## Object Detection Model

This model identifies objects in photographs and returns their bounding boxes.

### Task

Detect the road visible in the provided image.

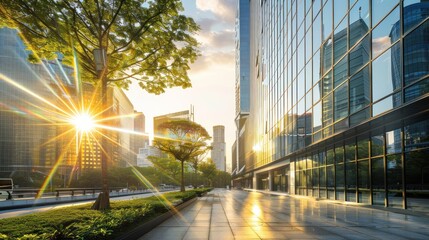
[0,190,169,219]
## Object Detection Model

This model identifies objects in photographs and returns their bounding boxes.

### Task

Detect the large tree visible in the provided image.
[0,0,199,209]
[153,120,211,192]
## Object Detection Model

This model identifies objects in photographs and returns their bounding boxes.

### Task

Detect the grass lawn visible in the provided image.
[0,188,211,239]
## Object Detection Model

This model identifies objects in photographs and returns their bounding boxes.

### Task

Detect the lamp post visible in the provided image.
[92,48,110,210]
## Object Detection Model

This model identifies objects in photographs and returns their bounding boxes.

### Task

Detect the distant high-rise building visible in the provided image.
[131,111,149,164]
[136,145,159,167]
[153,108,194,137]
[233,0,429,211]
[211,125,226,171]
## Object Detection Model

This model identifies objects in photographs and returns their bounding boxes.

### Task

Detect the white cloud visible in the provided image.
[196,0,236,24]
[190,51,235,73]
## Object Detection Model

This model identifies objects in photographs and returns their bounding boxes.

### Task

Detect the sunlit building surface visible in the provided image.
[211,125,226,171]
[78,83,135,169]
[0,28,77,180]
[233,0,429,211]
[0,28,136,183]
[233,0,251,183]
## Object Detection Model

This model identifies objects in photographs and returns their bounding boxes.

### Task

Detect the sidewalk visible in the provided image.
[139,188,429,240]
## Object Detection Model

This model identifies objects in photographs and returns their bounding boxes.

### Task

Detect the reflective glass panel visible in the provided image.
[404,78,429,102]
[386,128,402,154]
[373,93,402,116]
[334,17,348,63]
[371,157,385,205]
[372,44,401,102]
[403,0,429,34]
[313,102,322,131]
[387,154,403,208]
[371,134,384,156]
[349,35,370,76]
[405,149,429,209]
[313,13,322,53]
[372,7,400,58]
[335,146,344,163]
[322,0,333,41]
[327,149,334,165]
[322,70,332,96]
[334,0,348,27]
[313,50,322,84]
[334,82,348,121]
[357,138,369,159]
[350,107,370,126]
[336,163,345,187]
[404,119,429,151]
[350,66,370,114]
[334,57,348,87]
[322,38,333,74]
[404,20,429,86]
[349,0,370,47]
[346,161,357,189]
[322,93,333,126]
[372,0,399,26]
[358,160,369,189]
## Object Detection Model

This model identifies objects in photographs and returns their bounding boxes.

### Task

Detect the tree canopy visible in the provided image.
[0,0,200,93]
[153,120,211,191]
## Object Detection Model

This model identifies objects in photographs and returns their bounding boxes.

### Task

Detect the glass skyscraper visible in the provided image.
[234,0,429,211]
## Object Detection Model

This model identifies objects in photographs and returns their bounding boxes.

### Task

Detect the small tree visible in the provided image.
[153,120,210,192]
[199,158,217,187]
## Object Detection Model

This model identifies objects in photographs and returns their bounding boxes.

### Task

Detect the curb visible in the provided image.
[115,197,198,240]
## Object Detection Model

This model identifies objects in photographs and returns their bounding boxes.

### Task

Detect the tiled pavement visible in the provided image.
[139,189,429,240]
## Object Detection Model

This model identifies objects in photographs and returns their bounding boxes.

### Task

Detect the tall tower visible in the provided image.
[211,125,226,171]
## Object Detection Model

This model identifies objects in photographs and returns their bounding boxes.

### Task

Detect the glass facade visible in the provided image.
[0,28,78,182]
[236,0,429,211]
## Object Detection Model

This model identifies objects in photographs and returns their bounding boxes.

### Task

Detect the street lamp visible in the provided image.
[92,48,110,210]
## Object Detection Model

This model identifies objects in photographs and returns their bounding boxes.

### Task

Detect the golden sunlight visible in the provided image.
[70,113,95,133]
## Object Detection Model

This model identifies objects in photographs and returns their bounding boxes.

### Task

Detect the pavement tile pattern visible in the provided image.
[139,189,429,240]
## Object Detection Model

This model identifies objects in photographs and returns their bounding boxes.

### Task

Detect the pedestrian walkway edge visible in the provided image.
[115,197,198,240]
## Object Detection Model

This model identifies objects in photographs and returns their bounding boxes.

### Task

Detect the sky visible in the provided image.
[125,0,237,171]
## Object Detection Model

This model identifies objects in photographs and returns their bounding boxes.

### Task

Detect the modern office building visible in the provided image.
[233,0,251,180]
[211,125,226,171]
[78,83,135,169]
[233,0,429,211]
[0,28,137,184]
[0,28,76,180]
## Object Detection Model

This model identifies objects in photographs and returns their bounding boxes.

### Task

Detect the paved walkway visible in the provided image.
[139,189,429,239]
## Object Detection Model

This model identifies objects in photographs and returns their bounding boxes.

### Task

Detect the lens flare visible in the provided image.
[70,113,95,133]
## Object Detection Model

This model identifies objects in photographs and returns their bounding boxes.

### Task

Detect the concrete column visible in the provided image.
[268,171,273,191]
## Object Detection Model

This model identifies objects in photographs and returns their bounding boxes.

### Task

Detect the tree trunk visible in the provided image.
[92,69,110,210]
[181,160,185,192]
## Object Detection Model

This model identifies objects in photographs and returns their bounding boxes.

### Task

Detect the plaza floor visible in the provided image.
[139,188,429,240]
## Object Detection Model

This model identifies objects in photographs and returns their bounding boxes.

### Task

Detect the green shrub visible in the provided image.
[0,190,199,239]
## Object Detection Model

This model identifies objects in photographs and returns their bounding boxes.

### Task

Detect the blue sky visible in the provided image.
[125,0,237,170]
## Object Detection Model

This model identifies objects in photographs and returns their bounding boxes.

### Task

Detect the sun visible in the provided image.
[70,112,96,133]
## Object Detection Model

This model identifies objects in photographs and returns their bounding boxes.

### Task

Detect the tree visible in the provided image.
[0,0,199,209]
[187,149,210,186]
[148,156,181,184]
[153,120,211,192]
[199,158,217,187]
